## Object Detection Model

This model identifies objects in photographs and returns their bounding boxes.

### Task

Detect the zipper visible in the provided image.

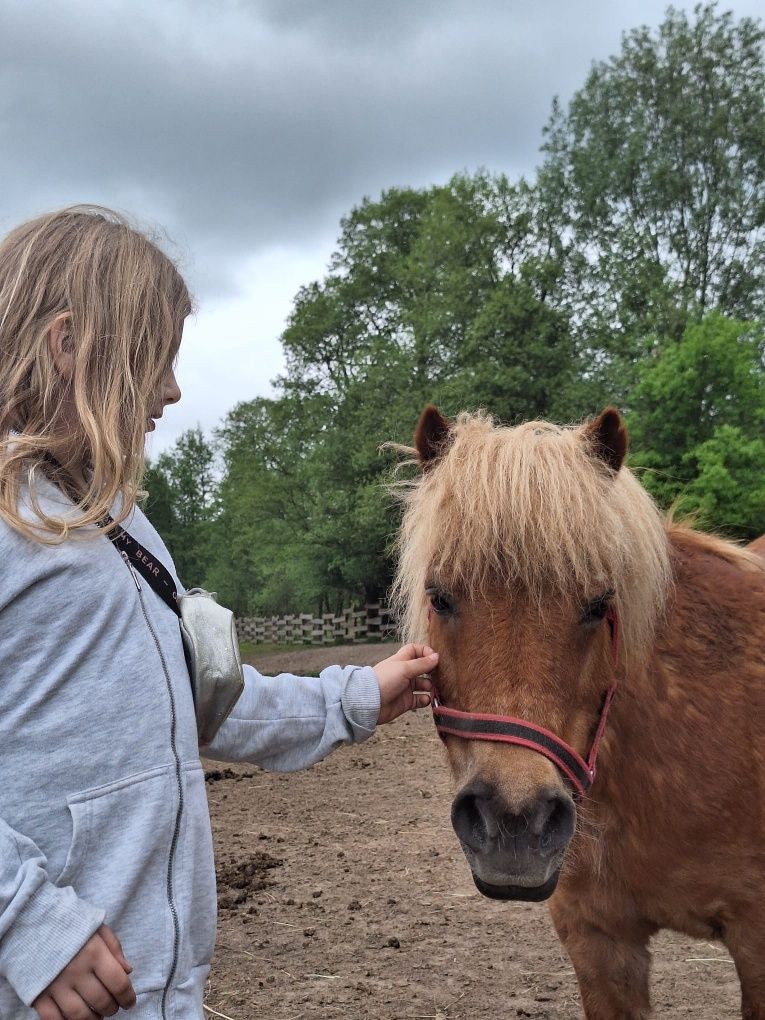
[121,554,184,1018]
[121,551,141,590]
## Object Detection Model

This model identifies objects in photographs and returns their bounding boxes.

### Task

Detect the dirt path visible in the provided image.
[203,644,740,1019]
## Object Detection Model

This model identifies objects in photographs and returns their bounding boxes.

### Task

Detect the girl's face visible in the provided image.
[146,360,181,432]
[48,315,183,476]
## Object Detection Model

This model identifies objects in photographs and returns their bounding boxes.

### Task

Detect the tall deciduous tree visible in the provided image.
[147,426,216,584]
[270,175,590,606]
[540,3,765,363]
[204,397,326,615]
[628,313,765,534]
[682,425,765,537]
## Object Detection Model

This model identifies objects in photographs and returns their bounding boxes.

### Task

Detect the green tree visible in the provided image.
[681,425,765,537]
[149,427,217,584]
[628,313,765,535]
[205,397,330,615]
[142,461,178,543]
[540,3,765,374]
[272,174,591,607]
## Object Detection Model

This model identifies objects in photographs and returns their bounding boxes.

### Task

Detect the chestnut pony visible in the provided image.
[393,405,765,1020]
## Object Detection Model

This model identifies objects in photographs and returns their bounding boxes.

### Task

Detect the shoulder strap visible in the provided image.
[104,516,181,617]
[36,455,180,616]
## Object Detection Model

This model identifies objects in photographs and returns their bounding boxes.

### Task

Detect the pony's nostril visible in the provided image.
[529,790,576,849]
[452,790,492,851]
[529,796,555,835]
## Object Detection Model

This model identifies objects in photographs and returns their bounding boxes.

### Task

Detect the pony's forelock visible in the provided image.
[391,410,673,665]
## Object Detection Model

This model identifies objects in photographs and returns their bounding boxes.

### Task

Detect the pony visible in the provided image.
[392,405,765,1020]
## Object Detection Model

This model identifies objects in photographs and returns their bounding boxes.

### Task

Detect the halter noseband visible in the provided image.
[431,610,619,799]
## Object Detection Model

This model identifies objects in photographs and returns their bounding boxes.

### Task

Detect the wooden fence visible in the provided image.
[235,603,397,645]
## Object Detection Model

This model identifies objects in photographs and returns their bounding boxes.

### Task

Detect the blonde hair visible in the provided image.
[392,411,673,667]
[0,205,192,541]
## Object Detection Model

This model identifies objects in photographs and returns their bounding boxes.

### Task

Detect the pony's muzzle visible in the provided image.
[451,779,576,898]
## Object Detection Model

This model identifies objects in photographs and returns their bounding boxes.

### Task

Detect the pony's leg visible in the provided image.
[549,901,653,1020]
[722,918,765,1019]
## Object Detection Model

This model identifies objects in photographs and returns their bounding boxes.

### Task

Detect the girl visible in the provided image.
[0,206,437,1020]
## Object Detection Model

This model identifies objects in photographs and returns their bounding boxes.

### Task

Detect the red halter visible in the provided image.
[431,610,620,799]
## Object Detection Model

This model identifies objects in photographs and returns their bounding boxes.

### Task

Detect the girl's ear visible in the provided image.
[48,312,75,383]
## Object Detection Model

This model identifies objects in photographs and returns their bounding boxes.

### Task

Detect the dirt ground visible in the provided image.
[203,644,741,1020]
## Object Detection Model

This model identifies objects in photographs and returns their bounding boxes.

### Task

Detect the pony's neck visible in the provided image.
[587,526,765,827]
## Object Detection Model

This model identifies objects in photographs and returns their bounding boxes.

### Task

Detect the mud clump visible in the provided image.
[216,852,283,909]
[205,768,256,783]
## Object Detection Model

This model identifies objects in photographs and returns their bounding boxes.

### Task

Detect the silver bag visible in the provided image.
[178,588,245,746]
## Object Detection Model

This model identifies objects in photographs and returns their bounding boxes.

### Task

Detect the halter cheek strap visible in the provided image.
[431,610,620,799]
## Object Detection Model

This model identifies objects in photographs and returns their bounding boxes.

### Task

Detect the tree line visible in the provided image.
[146,4,765,616]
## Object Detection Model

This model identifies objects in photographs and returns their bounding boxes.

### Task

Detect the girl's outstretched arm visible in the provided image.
[203,646,437,771]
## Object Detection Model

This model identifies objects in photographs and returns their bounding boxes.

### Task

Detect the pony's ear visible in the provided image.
[414,404,452,469]
[583,407,628,473]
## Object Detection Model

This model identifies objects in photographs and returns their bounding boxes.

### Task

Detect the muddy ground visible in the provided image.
[203,644,740,1019]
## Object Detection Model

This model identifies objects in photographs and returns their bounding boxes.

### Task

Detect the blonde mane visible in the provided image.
[392,411,673,665]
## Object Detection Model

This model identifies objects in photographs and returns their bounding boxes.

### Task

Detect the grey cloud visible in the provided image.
[0,0,762,297]
[254,0,471,46]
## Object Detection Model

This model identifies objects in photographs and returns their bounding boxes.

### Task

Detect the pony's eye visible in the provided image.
[426,588,454,617]
[581,591,614,624]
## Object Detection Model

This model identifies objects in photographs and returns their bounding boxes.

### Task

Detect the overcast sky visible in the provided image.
[1,0,762,453]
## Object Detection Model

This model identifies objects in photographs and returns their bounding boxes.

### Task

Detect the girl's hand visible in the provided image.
[374,644,438,725]
[33,924,135,1019]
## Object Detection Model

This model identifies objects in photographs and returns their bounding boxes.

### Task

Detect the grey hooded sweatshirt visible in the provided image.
[0,474,381,1018]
